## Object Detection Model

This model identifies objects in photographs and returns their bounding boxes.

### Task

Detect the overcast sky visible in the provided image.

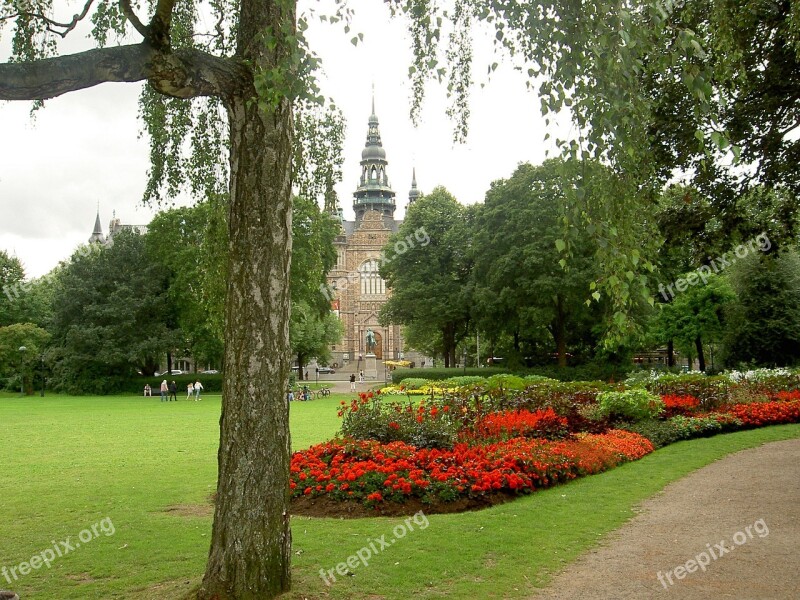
[1,1,567,278]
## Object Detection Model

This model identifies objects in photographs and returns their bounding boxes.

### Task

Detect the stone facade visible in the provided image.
[324,100,425,374]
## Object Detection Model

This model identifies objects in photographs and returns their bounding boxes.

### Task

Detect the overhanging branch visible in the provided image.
[0,43,251,101]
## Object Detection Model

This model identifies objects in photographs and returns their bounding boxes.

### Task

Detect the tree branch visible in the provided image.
[149,0,178,49]
[119,0,149,39]
[2,0,97,38]
[0,43,251,102]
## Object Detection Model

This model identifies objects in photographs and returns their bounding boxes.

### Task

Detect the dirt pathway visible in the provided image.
[530,438,800,599]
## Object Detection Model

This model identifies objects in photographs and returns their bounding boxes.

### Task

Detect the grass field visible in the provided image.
[1,392,799,599]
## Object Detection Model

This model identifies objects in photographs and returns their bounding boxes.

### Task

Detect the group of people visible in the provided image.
[287,385,311,402]
[146,380,204,401]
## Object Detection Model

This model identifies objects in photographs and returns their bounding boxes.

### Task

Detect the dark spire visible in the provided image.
[88,207,104,244]
[408,168,420,205]
[353,91,396,223]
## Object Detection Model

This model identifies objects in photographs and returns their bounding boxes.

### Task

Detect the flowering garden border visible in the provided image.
[290,385,800,515]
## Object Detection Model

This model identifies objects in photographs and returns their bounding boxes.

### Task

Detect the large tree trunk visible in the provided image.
[198,86,294,600]
[667,339,675,367]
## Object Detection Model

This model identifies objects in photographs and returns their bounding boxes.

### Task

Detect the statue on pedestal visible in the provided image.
[365,328,376,353]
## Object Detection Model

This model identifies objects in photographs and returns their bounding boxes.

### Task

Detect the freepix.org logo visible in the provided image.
[320,227,430,302]
[658,233,771,301]
[1,517,115,584]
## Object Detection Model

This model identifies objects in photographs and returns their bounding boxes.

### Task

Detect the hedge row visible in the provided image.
[389,363,631,384]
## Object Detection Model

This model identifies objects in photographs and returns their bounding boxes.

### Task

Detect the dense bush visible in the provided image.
[644,374,731,410]
[439,376,487,388]
[622,414,741,448]
[397,377,432,390]
[597,389,664,421]
[390,362,631,385]
[338,393,459,449]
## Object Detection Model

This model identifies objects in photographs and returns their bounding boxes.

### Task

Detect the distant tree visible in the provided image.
[49,232,180,393]
[0,250,26,327]
[471,160,601,368]
[0,322,50,392]
[147,201,227,369]
[380,187,472,367]
[654,274,735,372]
[290,300,343,377]
[724,251,800,367]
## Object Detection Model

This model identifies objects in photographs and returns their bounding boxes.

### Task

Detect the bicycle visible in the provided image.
[314,386,331,399]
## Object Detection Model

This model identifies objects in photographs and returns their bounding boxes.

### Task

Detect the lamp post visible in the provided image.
[18,346,26,396]
[40,354,45,397]
[463,348,467,374]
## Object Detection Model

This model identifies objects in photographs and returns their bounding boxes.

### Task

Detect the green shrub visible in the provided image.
[391,367,507,383]
[623,414,742,448]
[339,396,459,449]
[647,374,730,409]
[398,378,430,391]
[440,376,487,388]
[621,419,685,448]
[486,374,527,391]
[597,389,664,421]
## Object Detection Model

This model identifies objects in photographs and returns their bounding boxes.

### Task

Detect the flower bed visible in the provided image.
[722,399,800,427]
[290,431,654,507]
[291,368,800,514]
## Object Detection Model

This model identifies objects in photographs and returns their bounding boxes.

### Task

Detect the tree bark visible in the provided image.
[198,2,295,595]
[667,339,675,367]
[198,89,294,598]
[695,336,706,372]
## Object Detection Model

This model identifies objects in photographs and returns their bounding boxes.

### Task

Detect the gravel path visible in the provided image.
[530,438,800,599]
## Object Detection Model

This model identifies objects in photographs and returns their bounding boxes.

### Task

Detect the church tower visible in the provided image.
[88,209,104,244]
[353,95,396,224]
[408,167,420,206]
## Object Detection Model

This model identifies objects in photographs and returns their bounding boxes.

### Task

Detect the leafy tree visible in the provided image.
[0,322,50,392]
[724,250,800,367]
[0,250,26,327]
[49,232,180,393]
[147,201,227,369]
[654,273,735,371]
[290,300,342,376]
[471,160,601,368]
[380,187,473,367]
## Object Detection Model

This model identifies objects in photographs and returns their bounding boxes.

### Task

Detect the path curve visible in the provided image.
[530,438,800,599]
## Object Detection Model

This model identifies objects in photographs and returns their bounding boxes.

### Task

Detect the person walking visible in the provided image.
[194,380,203,401]
[187,381,194,400]
[359,370,364,383]
[169,380,178,401]
[160,380,168,402]
[350,373,356,391]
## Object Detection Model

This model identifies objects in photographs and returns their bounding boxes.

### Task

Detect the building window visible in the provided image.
[337,248,346,268]
[359,259,385,295]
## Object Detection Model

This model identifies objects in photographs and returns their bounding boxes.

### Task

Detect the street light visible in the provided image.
[18,346,26,396]
[40,354,45,397]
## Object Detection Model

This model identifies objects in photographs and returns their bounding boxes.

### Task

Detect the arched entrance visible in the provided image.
[372,331,383,359]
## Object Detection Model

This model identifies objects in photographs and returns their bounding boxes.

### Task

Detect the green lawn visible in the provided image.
[1,392,798,599]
